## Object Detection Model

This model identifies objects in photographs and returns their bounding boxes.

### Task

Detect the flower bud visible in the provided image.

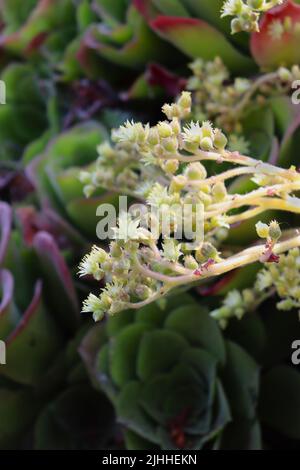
[162,137,178,153]
[148,128,159,146]
[269,220,281,241]
[231,18,243,34]
[184,255,199,270]
[196,243,218,262]
[170,118,181,135]
[212,182,227,202]
[256,221,269,239]
[162,159,179,174]
[278,67,292,82]
[157,122,173,138]
[170,175,187,192]
[135,285,152,300]
[200,137,214,151]
[177,91,192,110]
[184,162,207,180]
[184,141,199,153]
[214,130,228,150]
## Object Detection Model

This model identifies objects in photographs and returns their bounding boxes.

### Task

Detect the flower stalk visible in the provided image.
[79,92,300,320]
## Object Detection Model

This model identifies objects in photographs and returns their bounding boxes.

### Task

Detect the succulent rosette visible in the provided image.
[0,0,77,66]
[0,202,115,449]
[0,62,50,162]
[61,0,180,86]
[81,294,262,450]
[80,293,300,450]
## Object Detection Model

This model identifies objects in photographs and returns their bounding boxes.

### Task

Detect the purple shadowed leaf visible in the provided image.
[64,79,118,129]
[0,170,35,203]
[0,202,12,265]
[0,269,16,339]
[6,280,43,345]
[3,279,64,385]
[33,231,79,334]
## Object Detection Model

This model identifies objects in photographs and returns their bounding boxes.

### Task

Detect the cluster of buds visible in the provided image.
[79,92,194,200]
[79,92,300,320]
[221,0,284,34]
[211,242,300,328]
[188,57,300,139]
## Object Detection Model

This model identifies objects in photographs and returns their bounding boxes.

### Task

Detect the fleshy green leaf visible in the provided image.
[2,281,63,385]
[137,329,188,381]
[110,322,152,387]
[150,16,255,74]
[164,305,226,364]
[221,341,259,421]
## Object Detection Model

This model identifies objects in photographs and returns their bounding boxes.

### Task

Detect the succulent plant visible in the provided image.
[81,294,262,450]
[0,63,50,162]
[0,202,115,449]
[0,0,77,67]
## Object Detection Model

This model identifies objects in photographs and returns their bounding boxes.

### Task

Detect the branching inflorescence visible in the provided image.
[187,57,300,151]
[211,244,300,328]
[221,0,284,34]
[79,92,300,321]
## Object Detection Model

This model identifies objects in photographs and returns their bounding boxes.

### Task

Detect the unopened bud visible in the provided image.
[157,122,173,138]
[212,182,227,202]
[214,130,228,150]
[178,91,192,110]
[200,137,214,151]
[184,162,207,180]
[269,220,281,241]
[256,221,269,239]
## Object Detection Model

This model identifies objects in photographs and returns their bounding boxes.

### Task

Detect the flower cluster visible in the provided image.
[221,0,284,34]
[187,57,300,138]
[211,242,300,328]
[79,92,300,320]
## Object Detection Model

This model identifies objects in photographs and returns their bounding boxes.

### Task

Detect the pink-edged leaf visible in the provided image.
[0,202,12,265]
[2,280,64,385]
[150,16,255,74]
[33,231,79,334]
[198,263,261,297]
[0,269,17,339]
[133,0,156,19]
[251,0,300,68]
[197,270,237,296]
[25,31,48,54]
